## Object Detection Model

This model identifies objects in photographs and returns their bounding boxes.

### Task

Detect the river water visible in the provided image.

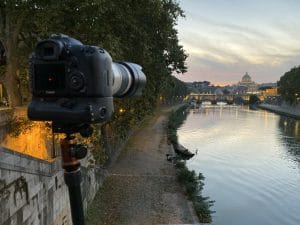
[177,106,300,225]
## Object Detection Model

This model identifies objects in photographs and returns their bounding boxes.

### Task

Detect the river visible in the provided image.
[177,105,300,225]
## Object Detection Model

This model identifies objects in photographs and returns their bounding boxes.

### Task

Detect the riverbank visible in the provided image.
[167,105,213,223]
[86,106,200,225]
[258,103,300,119]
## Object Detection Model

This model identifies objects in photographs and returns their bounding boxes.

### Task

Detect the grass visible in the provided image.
[167,105,214,223]
[167,104,189,145]
[175,160,214,223]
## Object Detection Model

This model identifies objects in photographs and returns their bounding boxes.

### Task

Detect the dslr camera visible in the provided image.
[28,34,146,131]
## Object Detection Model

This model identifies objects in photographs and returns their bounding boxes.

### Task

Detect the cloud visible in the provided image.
[176,4,300,84]
[179,16,300,65]
[177,33,300,84]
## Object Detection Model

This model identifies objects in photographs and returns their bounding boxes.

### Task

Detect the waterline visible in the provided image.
[178,106,300,225]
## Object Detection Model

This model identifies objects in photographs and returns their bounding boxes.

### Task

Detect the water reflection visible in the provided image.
[177,106,300,225]
[278,116,300,162]
[278,117,300,140]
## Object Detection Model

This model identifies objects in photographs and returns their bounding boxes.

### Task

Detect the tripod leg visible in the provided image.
[64,169,85,225]
[61,137,86,225]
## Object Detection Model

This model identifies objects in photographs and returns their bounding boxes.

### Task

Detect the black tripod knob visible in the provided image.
[70,144,88,159]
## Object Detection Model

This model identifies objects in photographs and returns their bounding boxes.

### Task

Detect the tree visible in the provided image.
[161,75,188,103]
[1,0,187,108]
[0,0,102,106]
[0,0,187,144]
[0,0,29,106]
[278,66,300,104]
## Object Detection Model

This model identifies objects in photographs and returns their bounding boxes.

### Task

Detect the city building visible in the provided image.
[259,84,278,97]
[237,72,258,94]
[258,83,279,102]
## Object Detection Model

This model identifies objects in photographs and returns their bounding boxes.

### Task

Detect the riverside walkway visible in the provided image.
[259,103,300,119]
[86,107,199,225]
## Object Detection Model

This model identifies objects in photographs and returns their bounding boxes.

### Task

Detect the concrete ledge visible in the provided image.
[258,103,300,119]
[0,146,61,176]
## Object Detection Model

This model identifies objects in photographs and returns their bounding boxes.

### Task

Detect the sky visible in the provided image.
[175,0,300,85]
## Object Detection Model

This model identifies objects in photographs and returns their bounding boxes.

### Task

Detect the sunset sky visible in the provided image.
[176,0,300,85]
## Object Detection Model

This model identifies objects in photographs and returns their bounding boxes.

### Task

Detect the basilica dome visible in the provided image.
[237,72,258,94]
[241,72,252,83]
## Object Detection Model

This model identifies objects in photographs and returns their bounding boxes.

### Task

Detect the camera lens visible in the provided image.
[112,62,146,97]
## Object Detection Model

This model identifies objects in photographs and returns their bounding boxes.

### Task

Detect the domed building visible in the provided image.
[238,72,258,94]
[241,72,252,83]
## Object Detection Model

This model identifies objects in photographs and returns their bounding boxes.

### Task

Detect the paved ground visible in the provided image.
[86,108,199,225]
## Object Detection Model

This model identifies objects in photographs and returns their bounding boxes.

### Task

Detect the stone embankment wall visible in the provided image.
[259,102,300,119]
[0,107,128,225]
[0,146,106,225]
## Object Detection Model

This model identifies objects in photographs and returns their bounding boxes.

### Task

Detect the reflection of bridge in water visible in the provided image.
[188,93,263,104]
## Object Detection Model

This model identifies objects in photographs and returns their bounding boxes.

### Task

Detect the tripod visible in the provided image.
[55,123,93,225]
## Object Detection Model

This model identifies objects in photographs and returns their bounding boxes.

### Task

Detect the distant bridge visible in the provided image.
[188,93,263,104]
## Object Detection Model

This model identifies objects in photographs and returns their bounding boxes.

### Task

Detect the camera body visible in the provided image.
[28,34,146,125]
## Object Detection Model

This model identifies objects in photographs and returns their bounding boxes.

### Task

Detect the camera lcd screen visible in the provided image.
[34,63,66,91]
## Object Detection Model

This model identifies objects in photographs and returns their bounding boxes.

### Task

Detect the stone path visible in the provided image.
[86,108,199,225]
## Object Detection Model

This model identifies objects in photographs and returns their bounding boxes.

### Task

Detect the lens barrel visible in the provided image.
[112,62,146,97]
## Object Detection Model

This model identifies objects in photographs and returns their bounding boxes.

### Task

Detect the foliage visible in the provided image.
[168,107,214,222]
[167,104,189,144]
[0,0,187,162]
[278,66,300,104]
[0,0,187,107]
[161,75,189,104]
[175,160,214,223]
[7,116,34,137]
[78,124,107,165]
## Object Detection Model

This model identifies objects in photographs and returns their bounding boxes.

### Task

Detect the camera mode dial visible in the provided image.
[68,72,85,91]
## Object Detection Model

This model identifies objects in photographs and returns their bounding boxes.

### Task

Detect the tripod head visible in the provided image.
[52,122,94,138]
